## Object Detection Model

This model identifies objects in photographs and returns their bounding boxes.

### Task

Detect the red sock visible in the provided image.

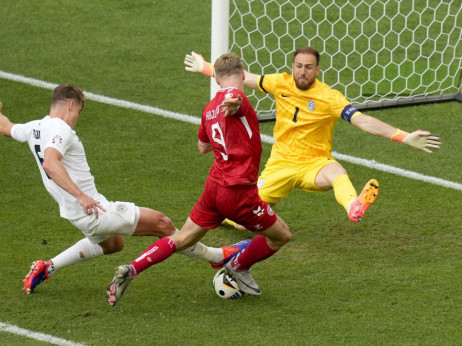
[232,235,277,271]
[130,237,176,277]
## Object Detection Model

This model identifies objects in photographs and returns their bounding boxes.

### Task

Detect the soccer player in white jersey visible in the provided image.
[0,84,250,295]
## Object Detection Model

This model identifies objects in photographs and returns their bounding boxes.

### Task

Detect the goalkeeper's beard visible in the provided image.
[294,75,315,90]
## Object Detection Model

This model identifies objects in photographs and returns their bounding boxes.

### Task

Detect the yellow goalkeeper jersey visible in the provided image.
[258,73,357,161]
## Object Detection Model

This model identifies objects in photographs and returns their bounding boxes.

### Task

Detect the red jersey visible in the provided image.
[198,87,262,186]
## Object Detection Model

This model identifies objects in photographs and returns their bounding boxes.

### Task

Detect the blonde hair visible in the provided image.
[213,52,244,78]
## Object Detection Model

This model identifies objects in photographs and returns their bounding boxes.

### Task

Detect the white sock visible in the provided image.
[49,238,104,273]
[177,242,223,262]
[173,229,223,262]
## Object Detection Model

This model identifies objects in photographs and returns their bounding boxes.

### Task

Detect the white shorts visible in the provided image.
[69,201,141,244]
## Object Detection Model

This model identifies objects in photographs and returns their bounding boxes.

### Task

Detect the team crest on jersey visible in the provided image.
[116,204,128,213]
[267,204,275,216]
[308,100,316,111]
[52,135,63,146]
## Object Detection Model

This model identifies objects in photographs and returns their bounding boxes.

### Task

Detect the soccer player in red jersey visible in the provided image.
[106,52,291,305]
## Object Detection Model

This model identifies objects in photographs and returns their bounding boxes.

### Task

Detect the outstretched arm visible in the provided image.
[184,51,260,90]
[43,147,106,217]
[0,102,14,137]
[351,113,441,153]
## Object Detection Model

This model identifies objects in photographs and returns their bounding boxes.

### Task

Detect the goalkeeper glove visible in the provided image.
[391,129,441,153]
[184,51,214,77]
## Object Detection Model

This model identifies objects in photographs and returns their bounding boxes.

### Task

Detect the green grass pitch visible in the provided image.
[0,1,461,345]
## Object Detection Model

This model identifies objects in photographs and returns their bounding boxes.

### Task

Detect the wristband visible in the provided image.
[192,52,215,77]
[390,129,409,143]
[203,62,214,77]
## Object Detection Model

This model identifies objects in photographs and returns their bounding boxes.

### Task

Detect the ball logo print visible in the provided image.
[212,268,244,299]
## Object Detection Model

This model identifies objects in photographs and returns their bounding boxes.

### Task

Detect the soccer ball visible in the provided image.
[212,268,244,299]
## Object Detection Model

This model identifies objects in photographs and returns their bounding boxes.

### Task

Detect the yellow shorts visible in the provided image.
[257,156,337,204]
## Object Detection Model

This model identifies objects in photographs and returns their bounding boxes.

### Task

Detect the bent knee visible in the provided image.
[138,207,176,237]
[279,226,292,244]
[101,235,125,254]
[267,224,291,249]
[158,214,175,236]
[276,219,292,242]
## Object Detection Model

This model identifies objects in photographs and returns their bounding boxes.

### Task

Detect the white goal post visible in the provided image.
[211,0,462,120]
[210,0,230,99]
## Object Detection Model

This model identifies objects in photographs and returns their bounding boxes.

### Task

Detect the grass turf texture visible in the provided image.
[1,0,462,345]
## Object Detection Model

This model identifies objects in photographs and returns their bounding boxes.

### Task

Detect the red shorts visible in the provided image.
[189,178,277,232]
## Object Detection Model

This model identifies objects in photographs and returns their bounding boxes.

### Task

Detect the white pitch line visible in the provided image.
[333,152,462,191]
[0,322,85,346]
[1,70,461,192]
[0,71,201,125]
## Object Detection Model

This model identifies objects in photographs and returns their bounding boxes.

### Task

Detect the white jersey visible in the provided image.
[11,115,105,220]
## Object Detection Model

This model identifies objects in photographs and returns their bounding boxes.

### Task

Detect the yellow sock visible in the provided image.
[332,175,357,212]
[222,219,238,228]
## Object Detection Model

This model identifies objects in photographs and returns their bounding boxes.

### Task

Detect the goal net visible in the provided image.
[226,0,462,119]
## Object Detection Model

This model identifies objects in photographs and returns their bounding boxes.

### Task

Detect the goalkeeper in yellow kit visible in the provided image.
[185,47,441,223]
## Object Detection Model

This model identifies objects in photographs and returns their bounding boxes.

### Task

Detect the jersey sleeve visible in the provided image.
[44,123,74,156]
[198,110,210,145]
[10,123,30,142]
[257,73,283,95]
[332,90,361,122]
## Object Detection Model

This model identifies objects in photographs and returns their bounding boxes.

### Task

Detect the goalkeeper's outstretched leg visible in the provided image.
[348,179,379,222]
